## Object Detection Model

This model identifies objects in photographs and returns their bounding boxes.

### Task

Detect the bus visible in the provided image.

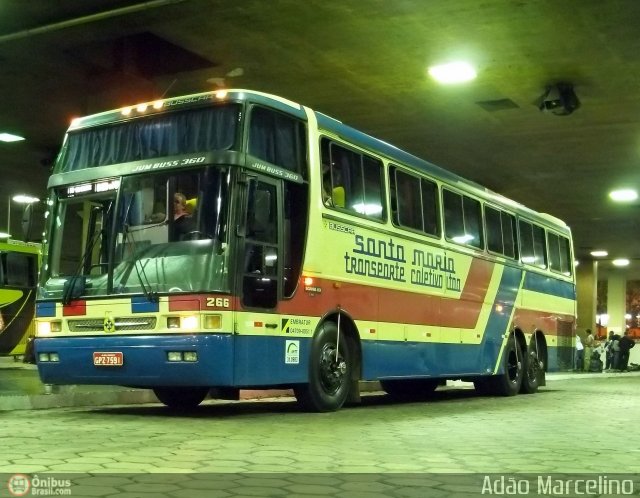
[0,239,40,357]
[34,89,576,411]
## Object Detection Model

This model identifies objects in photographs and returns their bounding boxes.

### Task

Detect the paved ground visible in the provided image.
[0,357,638,497]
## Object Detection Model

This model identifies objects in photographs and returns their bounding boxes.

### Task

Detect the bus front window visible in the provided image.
[112,167,231,296]
[40,167,232,299]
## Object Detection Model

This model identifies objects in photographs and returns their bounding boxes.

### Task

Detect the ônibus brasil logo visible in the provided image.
[7,474,72,496]
[7,474,30,497]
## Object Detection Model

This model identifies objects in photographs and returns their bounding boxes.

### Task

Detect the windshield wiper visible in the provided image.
[121,222,158,303]
[61,223,103,305]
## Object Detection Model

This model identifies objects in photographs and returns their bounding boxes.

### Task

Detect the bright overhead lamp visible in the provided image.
[609,189,638,202]
[0,132,25,142]
[612,258,630,267]
[428,62,477,84]
[590,250,608,257]
[12,194,39,204]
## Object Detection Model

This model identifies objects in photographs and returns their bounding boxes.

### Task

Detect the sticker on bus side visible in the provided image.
[285,340,300,364]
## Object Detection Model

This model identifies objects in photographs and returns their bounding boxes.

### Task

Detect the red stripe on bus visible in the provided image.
[513,308,575,336]
[168,296,200,311]
[169,294,237,312]
[62,300,86,316]
[277,259,494,328]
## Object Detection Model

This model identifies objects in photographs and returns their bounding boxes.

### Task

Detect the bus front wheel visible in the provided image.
[153,387,209,409]
[294,321,352,412]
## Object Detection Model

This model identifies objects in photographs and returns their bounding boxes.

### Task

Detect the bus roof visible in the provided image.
[62,88,569,233]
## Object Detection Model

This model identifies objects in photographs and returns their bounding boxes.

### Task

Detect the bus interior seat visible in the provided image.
[332,186,345,208]
[186,198,197,216]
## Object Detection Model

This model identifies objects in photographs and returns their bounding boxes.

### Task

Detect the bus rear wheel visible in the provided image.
[486,337,523,396]
[294,321,352,412]
[153,387,209,409]
[520,347,541,394]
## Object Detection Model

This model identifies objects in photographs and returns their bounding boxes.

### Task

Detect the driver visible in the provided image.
[173,192,194,239]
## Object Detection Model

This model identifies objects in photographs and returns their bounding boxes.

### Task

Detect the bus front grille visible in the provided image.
[68,317,157,332]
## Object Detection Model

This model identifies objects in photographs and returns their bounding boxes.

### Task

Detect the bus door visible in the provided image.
[235,176,284,382]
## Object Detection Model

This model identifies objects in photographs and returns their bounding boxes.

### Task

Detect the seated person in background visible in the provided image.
[173,192,194,239]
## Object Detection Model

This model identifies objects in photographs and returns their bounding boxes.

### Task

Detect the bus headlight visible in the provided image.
[204,314,222,329]
[181,315,199,330]
[37,320,61,336]
[166,315,199,330]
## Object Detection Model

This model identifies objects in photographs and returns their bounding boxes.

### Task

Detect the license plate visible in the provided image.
[93,352,124,366]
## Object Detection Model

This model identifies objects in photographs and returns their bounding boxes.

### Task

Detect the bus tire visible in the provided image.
[380,379,439,400]
[487,337,523,396]
[153,387,209,409]
[520,347,540,394]
[294,321,351,412]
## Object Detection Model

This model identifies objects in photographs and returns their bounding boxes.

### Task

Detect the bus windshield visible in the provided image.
[40,166,232,299]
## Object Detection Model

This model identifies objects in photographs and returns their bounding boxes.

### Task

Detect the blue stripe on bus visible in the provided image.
[363,266,523,379]
[36,301,56,318]
[482,266,523,375]
[36,334,237,387]
[522,272,575,300]
[35,334,311,387]
[131,296,160,313]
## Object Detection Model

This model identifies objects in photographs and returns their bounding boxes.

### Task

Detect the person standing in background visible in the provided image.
[604,331,615,371]
[618,330,636,372]
[574,334,584,372]
[583,329,595,372]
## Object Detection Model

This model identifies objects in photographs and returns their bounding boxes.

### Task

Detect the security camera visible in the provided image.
[539,83,580,115]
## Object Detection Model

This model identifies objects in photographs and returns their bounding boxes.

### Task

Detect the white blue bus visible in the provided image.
[35,90,576,411]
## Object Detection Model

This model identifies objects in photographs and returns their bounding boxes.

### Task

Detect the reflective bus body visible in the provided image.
[35,90,576,411]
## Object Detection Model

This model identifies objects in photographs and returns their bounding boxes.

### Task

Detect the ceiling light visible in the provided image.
[428,62,477,84]
[0,132,25,142]
[612,258,630,267]
[609,189,638,202]
[590,250,608,257]
[12,195,39,204]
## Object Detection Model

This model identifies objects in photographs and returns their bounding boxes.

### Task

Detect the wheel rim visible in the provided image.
[527,351,539,381]
[318,343,347,395]
[507,349,521,384]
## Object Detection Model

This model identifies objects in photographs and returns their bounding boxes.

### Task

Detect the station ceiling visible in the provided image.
[1,0,639,276]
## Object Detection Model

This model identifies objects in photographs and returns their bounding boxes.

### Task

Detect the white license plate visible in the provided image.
[93,352,124,366]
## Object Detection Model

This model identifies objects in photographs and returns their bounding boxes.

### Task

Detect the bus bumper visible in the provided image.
[34,334,234,387]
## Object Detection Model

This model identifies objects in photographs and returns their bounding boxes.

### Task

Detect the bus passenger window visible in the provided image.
[443,189,483,249]
[519,220,546,268]
[485,206,517,259]
[325,140,384,219]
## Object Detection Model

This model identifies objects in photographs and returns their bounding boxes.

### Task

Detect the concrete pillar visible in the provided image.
[606,272,627,334]
[576,260,597,336]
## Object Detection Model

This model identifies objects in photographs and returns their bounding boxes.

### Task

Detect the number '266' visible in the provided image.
[206,297,230,308]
